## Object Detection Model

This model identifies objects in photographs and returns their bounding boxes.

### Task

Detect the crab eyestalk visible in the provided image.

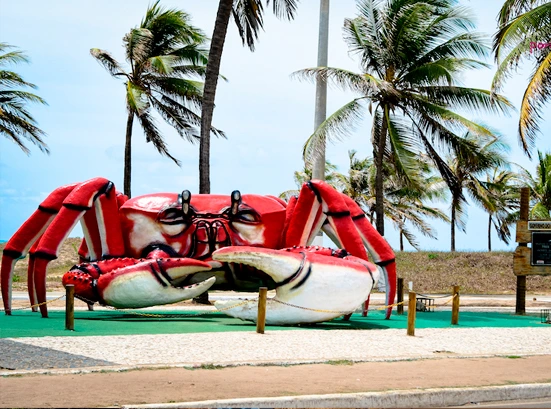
[212,246,379,325]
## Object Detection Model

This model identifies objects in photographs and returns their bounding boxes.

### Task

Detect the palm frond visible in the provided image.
[90,49,127,78]
[292,67,384,97]
[232,0,264,51]
[136,111,181,166]
[124,28,153,66]
[303,98,366,167]
[0,43,48,154]
[0,49,30,66]
[385,115,422,182]
[125,81,148,114]
[416,86,515,115]
[494,2,551,62]
[267,0,298,20]
[498,0,548,26]
[518,52,551,156]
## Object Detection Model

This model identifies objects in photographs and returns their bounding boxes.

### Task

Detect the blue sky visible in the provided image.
[0,0,549,251]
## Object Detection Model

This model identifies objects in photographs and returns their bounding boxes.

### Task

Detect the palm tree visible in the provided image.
[518,151,551,218]
[446,134,509,251]
[294,0,513,236]
[312,0,330,181]
[337,151,450,251]
[279,160,341,201]
[199,0,299,194]
[492,0,551,156]
[0,43,48,154]
[91,1,221,197]
[481,168,521,251]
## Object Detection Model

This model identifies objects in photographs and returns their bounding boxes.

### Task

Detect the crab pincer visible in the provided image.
[62,257,215,308]
[212,246,379,325]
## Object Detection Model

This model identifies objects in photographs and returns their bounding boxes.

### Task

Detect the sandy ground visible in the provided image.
[1,355,550,408]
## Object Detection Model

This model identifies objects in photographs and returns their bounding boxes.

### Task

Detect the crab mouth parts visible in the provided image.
[184,220,233,260]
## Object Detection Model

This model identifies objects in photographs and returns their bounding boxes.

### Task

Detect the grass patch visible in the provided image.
[199,363,225,370]
[506,355,523,359]
[327,360,354,366]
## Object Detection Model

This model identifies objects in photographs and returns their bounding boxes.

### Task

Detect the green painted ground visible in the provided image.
[0,309,545,338]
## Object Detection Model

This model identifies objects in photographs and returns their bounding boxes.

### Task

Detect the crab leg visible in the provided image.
[283,180,396,319]
[212,246,379,325]
[339,194,396,319]
[1,182,78,314]
[26,240,42,312]
[33,178,125,317]
[284,181,368,260]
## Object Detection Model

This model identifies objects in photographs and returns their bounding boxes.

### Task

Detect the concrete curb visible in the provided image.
[122,383,551,408]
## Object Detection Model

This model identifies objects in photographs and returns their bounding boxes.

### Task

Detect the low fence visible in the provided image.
[3,280,468,336]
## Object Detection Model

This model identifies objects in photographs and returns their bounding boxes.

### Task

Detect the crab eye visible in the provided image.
[233,210,260,224]
[158,208,184,225]
[158,207,194,237]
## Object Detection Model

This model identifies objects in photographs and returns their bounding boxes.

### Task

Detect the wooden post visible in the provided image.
[516,275,526,315]
[256,287,267,334]
[451,285,460,325]
[407,291,416,336]
[65,285,75,331]
[397,277,404,315]
[516,188,529,315]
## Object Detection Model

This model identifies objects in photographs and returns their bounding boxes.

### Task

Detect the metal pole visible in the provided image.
[256,287,268,334]
[65,285,74,331]
[407,291,416,336]
[312,0,330,181]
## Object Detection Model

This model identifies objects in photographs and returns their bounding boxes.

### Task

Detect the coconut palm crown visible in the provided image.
[493,0,551,156]
[91,1,222,197]
[294,0,514,236]
[337,151,449,251]
[518,150,551,218]
[0,42,48,155]
[445,133,510,251]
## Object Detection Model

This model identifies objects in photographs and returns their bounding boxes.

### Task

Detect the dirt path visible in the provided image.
[1,355,551,408]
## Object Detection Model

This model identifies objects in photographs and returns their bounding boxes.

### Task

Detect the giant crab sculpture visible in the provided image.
[1,177,396,325]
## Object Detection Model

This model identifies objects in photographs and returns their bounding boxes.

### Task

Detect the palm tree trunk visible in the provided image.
[451,194,457,252]
[312,0,330,181]
[488,214,492,252]
[199,0,233,194]
[399,229,404,251]
[124,111,134,198]
[374,106,388,235]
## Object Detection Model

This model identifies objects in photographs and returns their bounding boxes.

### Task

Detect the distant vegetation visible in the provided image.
[1,238,550,294]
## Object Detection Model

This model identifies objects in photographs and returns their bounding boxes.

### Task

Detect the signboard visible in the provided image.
[528,221,551,230]
[531,232,551,266]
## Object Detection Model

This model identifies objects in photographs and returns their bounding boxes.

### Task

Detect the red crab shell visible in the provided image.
[119,193,288,260]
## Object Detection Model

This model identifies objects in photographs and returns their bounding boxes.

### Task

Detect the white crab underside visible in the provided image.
[213,248,379,325]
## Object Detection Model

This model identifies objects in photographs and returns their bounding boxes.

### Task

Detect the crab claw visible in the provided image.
[63,258,215,308]
[212,246,379,325]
